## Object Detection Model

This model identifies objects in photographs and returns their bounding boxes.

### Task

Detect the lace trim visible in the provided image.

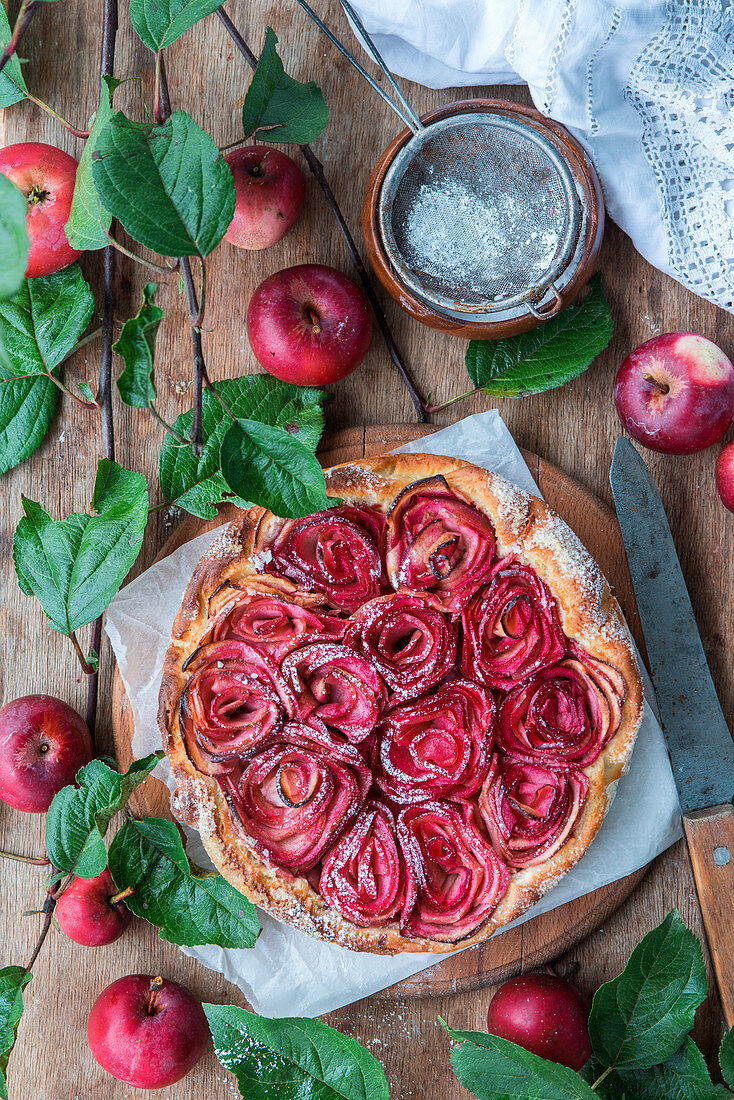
[626,0,734,310]
[585,7,622,136]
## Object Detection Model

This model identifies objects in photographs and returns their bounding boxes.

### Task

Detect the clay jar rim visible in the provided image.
[361,98,605,341]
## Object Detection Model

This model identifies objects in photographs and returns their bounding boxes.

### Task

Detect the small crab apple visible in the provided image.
[614,332,734,454]
[0,142,82,277]
[87,975,209,1088]
[0,695,92,813]
[715,440,734,513]
[486,972,592,1071]
[247,263,373,386]
[55,869,133,947]
[224,145,306,250]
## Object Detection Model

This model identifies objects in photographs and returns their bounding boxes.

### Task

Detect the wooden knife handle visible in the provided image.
[683,803,734,1026]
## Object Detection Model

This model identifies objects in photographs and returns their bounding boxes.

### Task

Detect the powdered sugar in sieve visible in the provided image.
[379,114,583,315]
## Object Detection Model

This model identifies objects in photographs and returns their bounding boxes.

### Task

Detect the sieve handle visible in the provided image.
[336,0,424,132]
[527,284,563,320]
[291,0,422,133]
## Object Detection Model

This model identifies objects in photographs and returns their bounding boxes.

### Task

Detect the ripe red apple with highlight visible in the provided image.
[247,263,373,386]
[224,146,305,250]
[614,332,734,454]
[486,972,592,1071]
[0,142,82,277]
[0,695,92,813]
[87,975,209,1088]
[56,869,133,947]
[716,441,734,513]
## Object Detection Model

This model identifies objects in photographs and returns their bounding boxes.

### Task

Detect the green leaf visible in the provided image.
[158,375,326,518]
[0,5,28,109]
[0,264,94,380]
[0,175,29,299]
[445,1026,596,1100]
[720,1027,734,1090]
[114,283,162,408]
[0,966,31,1100]
[92,110,235,258]
[108,818,260,948]
[588,910,708,1072]
[129,0,224,51]
[465,273,612,397]
[45,753,162,877]
[221,418,332,519]
[13,459,149,634]
[0,374,59,475]
[589,1039,731,1100]
[65,76,117,251]
[204,1004,389,1100]
[242,27,328,145]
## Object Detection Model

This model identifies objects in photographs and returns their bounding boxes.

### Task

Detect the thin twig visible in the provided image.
[85,0,119,744]
[0,0,39,79]
[0,850,49,867]
[215,5,426,422]
[156,56,207,457]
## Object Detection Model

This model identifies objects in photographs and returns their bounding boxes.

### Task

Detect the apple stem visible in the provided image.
[0,850,49,867]
[109,886,134,905]
[215,6,427,424]
[306,309,322,335]
[643,373,670,395]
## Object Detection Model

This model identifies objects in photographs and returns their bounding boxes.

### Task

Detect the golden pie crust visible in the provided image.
[158,453,644,954]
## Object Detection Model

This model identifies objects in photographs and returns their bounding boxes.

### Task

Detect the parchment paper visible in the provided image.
[105,409,681,1017]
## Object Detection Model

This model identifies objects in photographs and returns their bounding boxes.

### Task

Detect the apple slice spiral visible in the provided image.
[210,589,345,662]
[377,679,496,803]
[398,799,509,941]
[223,721,371,872]
[497,645,625,767]
[479,754,589,868]
[386,476,495,614]
[180,640,295,776]
[264,505,386,611]
[319,800,407,926]
[461,556,566,690]
[281,642,387,742]
[344,593,457,700]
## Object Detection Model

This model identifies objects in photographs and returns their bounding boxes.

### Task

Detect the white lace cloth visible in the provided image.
[350,0,734,314]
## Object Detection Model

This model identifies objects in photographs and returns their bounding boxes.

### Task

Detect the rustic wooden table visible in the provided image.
[1,1,732,1097]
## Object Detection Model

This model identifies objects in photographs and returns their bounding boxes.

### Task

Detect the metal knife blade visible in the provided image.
[610,436,734,814]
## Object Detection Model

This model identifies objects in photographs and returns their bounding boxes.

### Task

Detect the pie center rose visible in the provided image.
[164,458,641,952]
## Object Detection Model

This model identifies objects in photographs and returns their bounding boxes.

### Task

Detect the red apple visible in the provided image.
[614,332,734,454]
[715,440,734,513]
[224,146,305,250]
[87,975,209,1088]
[0,695,92,813]
[247,263,373,386]
[486,973,592,1071]
[0,142,82,278]
[56,869,133,947]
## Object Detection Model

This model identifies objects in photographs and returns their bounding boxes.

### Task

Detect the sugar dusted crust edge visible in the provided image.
[158,453,644,954]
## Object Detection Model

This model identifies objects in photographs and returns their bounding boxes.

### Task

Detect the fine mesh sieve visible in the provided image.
[380,113,582,317]
[294,0,601,333]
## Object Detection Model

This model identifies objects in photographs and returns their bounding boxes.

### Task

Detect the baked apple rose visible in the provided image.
[378,680,495,802]
[320,800,407,926]
[281,643,387,742]
[462,557,565,690]
[386,476,495,614]
[180,640,295,775]
[480,755,589,868]
[398,800,509,941]
[264,505,386,611]
[223,721,371,871]
[210,587,345,662]
[497,645,625,767]
[344,593,457,700]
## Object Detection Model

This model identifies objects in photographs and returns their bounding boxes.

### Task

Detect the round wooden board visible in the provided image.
[111,424,649,999]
